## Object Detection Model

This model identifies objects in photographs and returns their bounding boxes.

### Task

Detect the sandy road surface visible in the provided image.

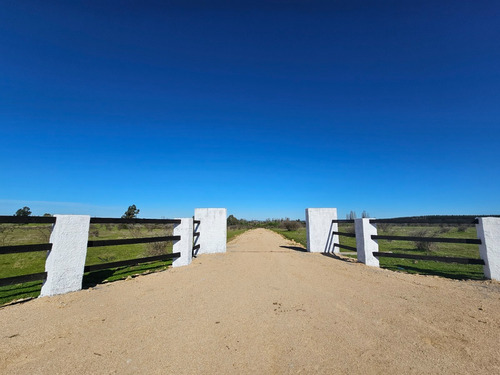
[1,228,500,374]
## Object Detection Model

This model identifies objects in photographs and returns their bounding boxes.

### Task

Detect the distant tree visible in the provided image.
[122,204,140,219]
[349,211,357,220]
[227,215,239,226]
[362,210,370,218]
[15,206,32,217]
[43,213,52,217]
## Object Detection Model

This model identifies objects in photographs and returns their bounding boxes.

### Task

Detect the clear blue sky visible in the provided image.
[1,1,499,220]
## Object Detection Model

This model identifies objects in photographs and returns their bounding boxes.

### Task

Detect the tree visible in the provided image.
[122,205,140,219]
[15,206,32,217]
[349,211,357,220]
[227,215,239,226]
[43,213,52,217]
[362,210,370,218]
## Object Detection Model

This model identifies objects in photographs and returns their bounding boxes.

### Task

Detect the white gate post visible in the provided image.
[305,208,338,253]
[355,218,380,267]
[172,218,193,267]
[476,217,500,281]
[40,215,90,297]
[194,208,227,254]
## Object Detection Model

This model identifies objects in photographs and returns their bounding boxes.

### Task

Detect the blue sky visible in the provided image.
[1,1,499,220]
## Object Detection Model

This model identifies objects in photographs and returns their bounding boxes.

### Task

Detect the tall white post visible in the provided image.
[40,215,90,297]
[476,217,500,281]
[173,218,193,267]
[194,208,227,254]
[355,218,379,267]
[305,208,338,253]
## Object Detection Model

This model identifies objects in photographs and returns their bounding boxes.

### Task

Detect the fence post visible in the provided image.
[476,217,500,281]
[193,208,227,254]
[172,218,193,267]
[305,208,338,253]
[40,215,90,297]
[355,218,379,267]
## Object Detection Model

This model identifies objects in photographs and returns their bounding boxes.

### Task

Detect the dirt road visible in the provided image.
[1,228,499,374]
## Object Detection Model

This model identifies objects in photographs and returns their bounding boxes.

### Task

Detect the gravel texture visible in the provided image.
[1,228,499,374]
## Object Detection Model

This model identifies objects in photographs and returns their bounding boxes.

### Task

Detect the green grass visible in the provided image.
[0,223,176,305]
[271,224,485,280]
[270,227,307,247]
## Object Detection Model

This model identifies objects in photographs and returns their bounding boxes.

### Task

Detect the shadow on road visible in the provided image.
[279,245,307,252]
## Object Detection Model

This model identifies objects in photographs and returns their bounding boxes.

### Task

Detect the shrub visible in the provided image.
[412,229,436,253]
[281,220,300,231]
[145,242,167,256]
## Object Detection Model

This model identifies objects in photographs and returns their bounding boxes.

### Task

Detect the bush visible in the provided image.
[281,220,300,231]
[145,242,167,256]
[412,229,436,253]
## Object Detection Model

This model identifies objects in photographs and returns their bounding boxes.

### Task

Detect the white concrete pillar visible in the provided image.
[172,218,193,267]
[40,215,90,297]
[305,208,338,253]
[355,218,379,267]
[194,208,227,254]
[476,217,500,281]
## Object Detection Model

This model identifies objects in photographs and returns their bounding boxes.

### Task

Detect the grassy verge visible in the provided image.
[270,227,307,247]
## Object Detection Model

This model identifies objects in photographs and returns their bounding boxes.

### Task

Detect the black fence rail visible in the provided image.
[0,215,56,224]
[335,243,357,252]
[372,235,481,245]
[87,236,180,248]
[90,217,181,224]
[371,216,479,225]
[371,252,484,265]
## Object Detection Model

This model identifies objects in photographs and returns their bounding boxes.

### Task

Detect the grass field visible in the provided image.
[271,224,484,280]
[0,223,176,305]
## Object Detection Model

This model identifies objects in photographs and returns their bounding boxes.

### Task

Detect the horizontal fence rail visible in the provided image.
[87,235,180,248]
[372,252,485,265]
[0,243,53,255]
[332,219,355,224]
[371,235,481,245]
[90,217,181,224]
[334,243,357,252]
[371,217,480,225]
[332,231,356,238]
[0,272,47,287]
[0,215,56,224]
[84,253,180,273]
